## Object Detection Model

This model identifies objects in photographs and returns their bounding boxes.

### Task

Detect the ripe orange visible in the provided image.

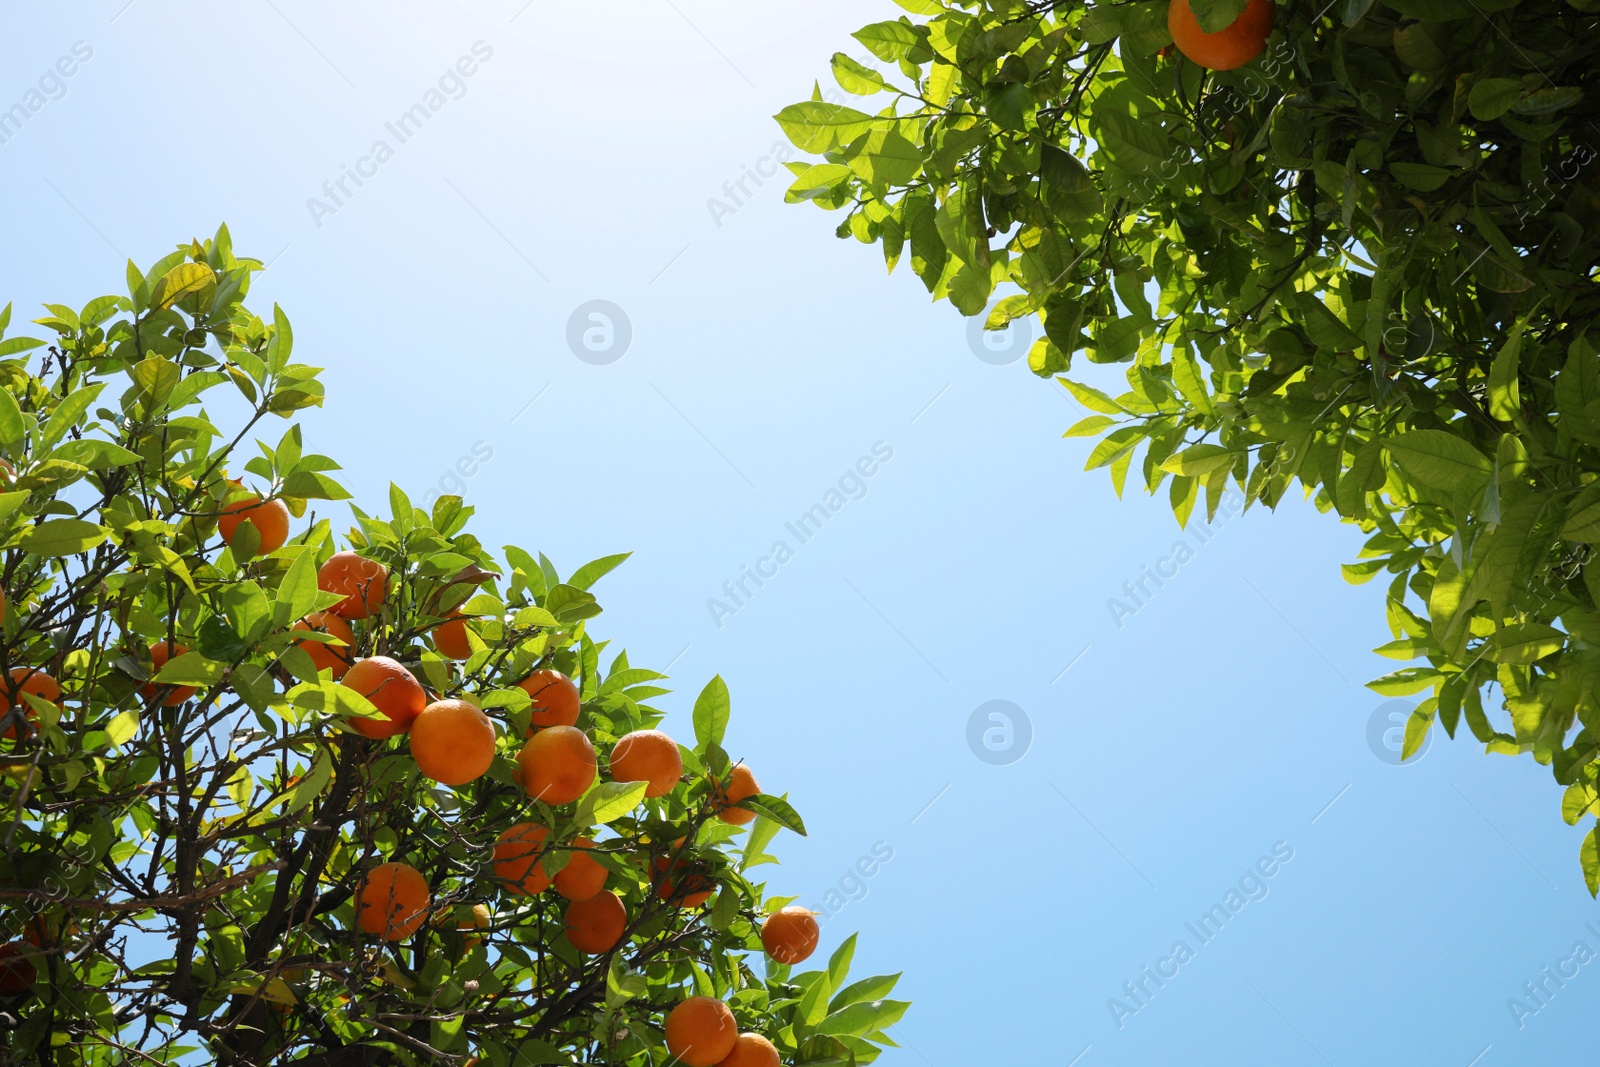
[218,494,291,556]
[609,730,682,798]
[410,699,497,786]
[517,669,580,731]
[552,837,607,901]
[1167,0,1274,71]
[564,889,625,954]
[433,614,474,661]
[516,725,596,805]
[5,667,61,740]
[318,551,388,620]
[760,906,819,965]
[141,641,196,706]
[342,657,426,739]
[354,862,430,941]
[292,611,355,680]
[664,997,738,1067]
[493,822,552,896]
[652,846,713,909]
[0,942,36,995]
[713,764,760,826]
[718,1034,781,1067]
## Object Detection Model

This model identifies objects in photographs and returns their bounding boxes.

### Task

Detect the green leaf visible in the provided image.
[18,520,107,557]
[153,652,226,687]
[798,972,835,1028]
[573,780,648,827]
[105,710,139,747]
[1384,431,1491,492]
[0,491,30,527]
[1161,444,1237,477]
[1367,667,1442,696]
[1094,107,1172,172]
[0,390,26,447]
[1401,709,1433,760]
[786,164,855,203]
[1468,77,1523,121]
[1487,327,1523,421]
[1584,825,1600,898]
[795,1034,855,1067]
[1485,623,1566,664]
[775,102,878,154]
[38,383,106,450]
[829,974,901,1014]
[831,53,889,95]
[273,549,322,627]
[568,552,631,591]
[814,999,912,1039]
[287,748,333,813]
[150,262,214,310]
[281,470,350,501]
[286,681,380,720]
[1061,378,1126,414]
[693,675,730,750]
[51,438,141,469]
[742,793,807,837]
[852,20,919,61]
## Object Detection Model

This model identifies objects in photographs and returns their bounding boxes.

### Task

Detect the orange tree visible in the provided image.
[0,228,906,1066]
[776,1,1600,884]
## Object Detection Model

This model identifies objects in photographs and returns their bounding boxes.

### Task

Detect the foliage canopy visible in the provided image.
[778,0,1600,880]
[0,228,904,1066]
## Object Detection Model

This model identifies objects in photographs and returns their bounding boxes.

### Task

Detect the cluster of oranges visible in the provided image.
[8,512,823,1062]
[659,906,817,1067]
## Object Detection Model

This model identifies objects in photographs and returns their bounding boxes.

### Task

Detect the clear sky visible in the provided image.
[2,3,1595,1064]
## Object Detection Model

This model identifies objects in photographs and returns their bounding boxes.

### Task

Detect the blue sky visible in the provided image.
[2,3,1596,1064]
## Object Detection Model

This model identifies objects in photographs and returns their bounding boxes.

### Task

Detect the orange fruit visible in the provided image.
[342,657,426,739]
[318,551,388,620]
[713,764,760,826]
[493,822,552,896]
[141,641,196,706]
[354,862,430,941]
[1167,0,1274,71]
[563,889,625,954]
[291,611,355,680]
[218,494,291,556]
[517,669,580,731]
[760,906,819,965]
[609,730,682,798]
[410,699,497,786]
[552,837,607,901]
[664,997,738,1067]
[516,725,596,805]
[717,1034,781,1067]
[652,846,713,909]
[0,942,36,995]
[5,668,61,740]
[433,614,473,661]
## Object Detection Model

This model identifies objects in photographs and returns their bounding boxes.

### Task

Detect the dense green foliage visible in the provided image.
[0,229,904,1066]
[777,0,1600,880]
